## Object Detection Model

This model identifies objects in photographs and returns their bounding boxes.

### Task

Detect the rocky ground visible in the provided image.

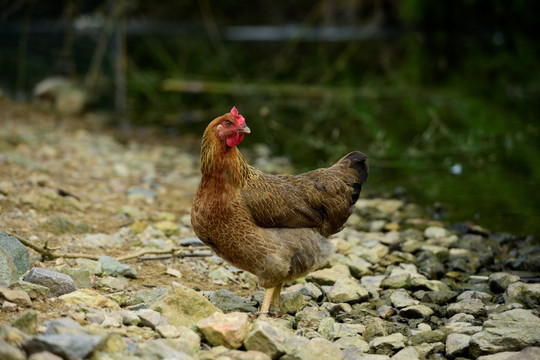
[1,97,539,360]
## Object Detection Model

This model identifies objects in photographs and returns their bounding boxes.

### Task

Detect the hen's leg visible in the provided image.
[258,287,275,317]
[271,283,282,309]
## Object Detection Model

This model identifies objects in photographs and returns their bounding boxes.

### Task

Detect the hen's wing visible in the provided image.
[241,151,368,236]
[240,170,325,229]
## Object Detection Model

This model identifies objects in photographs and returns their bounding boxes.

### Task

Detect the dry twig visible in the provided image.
[2,228,101,261]
[1,227,210,262]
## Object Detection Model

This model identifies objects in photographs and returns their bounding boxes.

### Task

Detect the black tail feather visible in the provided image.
[345,152,368,183]
[343,151,368,203]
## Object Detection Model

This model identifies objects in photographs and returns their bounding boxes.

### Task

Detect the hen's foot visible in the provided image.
[272,283,283,308]
[259,287,275,316]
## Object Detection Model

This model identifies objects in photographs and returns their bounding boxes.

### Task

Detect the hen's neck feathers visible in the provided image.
[200,125,251,189]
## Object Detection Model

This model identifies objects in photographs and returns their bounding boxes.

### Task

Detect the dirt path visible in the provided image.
[0,98,251,323]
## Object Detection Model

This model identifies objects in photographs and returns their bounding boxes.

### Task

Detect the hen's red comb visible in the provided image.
[230,106,246,125]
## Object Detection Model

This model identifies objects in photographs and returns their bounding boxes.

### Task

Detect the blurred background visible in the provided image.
[0,0,539,235]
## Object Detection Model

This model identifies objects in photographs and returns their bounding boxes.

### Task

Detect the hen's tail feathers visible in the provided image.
[341,151,368,204]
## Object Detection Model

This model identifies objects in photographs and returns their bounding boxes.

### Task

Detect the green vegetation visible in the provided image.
[1,1,538,234]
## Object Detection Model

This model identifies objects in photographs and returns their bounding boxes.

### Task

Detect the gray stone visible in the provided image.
[137,309,167,329]
[442,321,483,335]
[117,310,140,326]
[49,82,87,116]
[327,278,369,304]
[11,310,39,335]
[411,278,450,292]
[201,347,272,360]
[22,333,105,360]
[505,282,540,308]
[151,284,222,326]
[424,226,448,239]
[207,289,258,313]
[98,256,137,278]
[209,266,236,285]
[344,254,373,278]
[361,275,385,292]
[0,325,30,346]
[98,275,129,291]
[306,264,351,285]
[506,347,540,360]
[155,324,180,338]
[27,352,64,360]
[100,313,122,328]
[9,281,51,299]
[353,243,389,264]
[347,354,390,360]
[42,317,81,334]
[369,332,406,355]
[391,346,420,360]
[457,290,493,304]
[448,313,476,323]
[59,289,120,309]
[322,302,353,317]
[0,231,30,276]
[421,290,458,305]
[0,246,19,286]
[407,330,446,346]
[376,305,395,319]
[0,180,15,195]
[244,319,309,359]
[174,326,202,353]
[280,290,308,314]
[470,309,540,357]
[197,312,250,349]
[24,268,77,297]
[415,342,445,358]
[281,337,344,360]
[419,245,449,262]
[127,186,156,201]
[477,352,521,360]
[136,338,195,359]
[0,285,31,306]
[318,318,364,341]
[55,265,91,289]
[448,248,481,273]
[416,252,446,280]
[363,316,391,342]
[0,338,26,360]
[85,312,104,325]
[75,258,103,275]
[489,272,521,293]
[390,290,417,309]
[180,237,205,247]
[295,306,331,329]
[381,273,411,289]
[293,282,324,301]
[445,333,471,358]
[447,299,487,317]
[399,304,434,319]
[334,336,370,352]
[128,287,167,308]
[426,234,458,247]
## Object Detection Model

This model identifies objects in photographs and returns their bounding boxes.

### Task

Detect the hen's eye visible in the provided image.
[225,121,232,127]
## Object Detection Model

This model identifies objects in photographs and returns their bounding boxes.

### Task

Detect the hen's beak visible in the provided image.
[238,124,251,134]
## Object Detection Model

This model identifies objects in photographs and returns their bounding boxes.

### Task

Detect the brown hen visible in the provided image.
[191,107,368,315]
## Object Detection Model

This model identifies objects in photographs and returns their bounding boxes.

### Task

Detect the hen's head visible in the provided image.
[215,107,251,147]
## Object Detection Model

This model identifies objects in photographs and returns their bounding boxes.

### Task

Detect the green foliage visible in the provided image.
[3,1,538,234]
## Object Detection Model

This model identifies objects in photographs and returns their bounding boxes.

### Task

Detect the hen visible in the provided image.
[191,107,368,315]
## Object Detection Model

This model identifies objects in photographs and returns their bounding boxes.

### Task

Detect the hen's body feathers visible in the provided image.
[191,109,368,309]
